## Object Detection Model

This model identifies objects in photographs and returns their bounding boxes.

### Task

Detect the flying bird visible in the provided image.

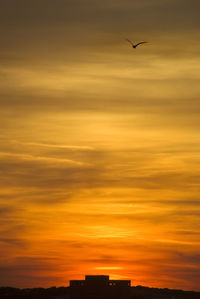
[125,38,148,49]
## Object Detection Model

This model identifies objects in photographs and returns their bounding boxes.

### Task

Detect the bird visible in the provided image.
[125,38,148,49]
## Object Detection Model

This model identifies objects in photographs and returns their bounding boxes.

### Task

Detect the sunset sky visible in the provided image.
[0,0,200,291]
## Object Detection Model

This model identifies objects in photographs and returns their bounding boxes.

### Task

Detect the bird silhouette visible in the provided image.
[125,39,148,49]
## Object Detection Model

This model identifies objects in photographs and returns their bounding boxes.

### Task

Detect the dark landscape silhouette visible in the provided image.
[1,275,200,299]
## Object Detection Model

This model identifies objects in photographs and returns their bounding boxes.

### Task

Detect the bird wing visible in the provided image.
[125,38,134,46]
[135,41,148,47]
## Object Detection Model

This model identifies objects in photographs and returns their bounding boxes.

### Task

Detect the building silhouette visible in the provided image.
[70,275,131,298]
[70,275,131,288]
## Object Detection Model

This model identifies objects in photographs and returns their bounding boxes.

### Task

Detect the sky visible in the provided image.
[0,0,200,291]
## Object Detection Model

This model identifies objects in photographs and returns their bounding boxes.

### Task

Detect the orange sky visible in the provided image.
[0,0,200,291]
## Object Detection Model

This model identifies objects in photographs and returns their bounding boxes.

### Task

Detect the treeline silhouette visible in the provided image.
[0,285,200,299]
